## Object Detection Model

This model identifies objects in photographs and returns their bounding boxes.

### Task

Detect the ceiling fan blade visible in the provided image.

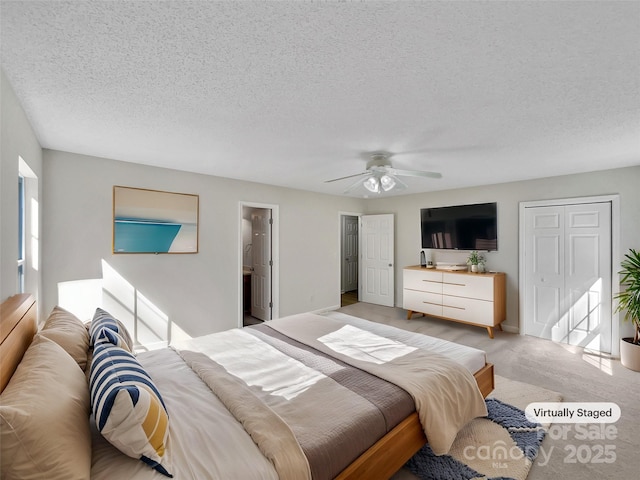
[324,171,368,183]
[343,175,368,194]
[392,175,408,190]
[387,168,442,179]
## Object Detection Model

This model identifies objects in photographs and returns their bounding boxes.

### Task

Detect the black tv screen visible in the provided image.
[421,202,498,251]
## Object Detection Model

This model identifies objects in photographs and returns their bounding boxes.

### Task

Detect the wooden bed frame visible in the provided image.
[0,293,494,480]
[336,362,493,479]
[0,293,37,393]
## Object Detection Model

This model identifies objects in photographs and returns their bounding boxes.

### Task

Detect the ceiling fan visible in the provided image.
[325,151,442,194]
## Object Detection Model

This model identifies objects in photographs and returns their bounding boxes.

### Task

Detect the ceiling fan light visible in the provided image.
[380,174,396,191]
[363,176,380,193]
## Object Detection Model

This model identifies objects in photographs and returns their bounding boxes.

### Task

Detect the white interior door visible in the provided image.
[524,205,565,342]
[523,202,612,353]
[341,215,359,293]
[360,214,394,307]
[251,209,272,321]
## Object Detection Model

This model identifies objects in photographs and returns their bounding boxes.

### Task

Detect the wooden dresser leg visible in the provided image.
[486,327,495,339]
[407,310,414,320]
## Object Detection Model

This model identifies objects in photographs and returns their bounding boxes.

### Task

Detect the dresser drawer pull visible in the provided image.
[443,282,466,287]
[444,305,465,310]
[422,301,442,307]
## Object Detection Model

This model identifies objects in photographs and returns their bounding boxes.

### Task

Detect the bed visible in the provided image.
[0,294,494,480]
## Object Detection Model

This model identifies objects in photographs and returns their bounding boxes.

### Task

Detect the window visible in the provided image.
[18,174,25,293]
[17,156,39,295]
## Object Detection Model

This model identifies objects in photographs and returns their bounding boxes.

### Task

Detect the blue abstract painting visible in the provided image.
[114,219,182,253]
[113,186,198,254]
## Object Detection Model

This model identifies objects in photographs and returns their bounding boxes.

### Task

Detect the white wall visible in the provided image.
[0,69,43,305]
[7,131,637,341]
[42,149,362,336]
[364,166,640,335]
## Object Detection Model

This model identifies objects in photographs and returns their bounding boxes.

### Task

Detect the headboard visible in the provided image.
[0,293,37,393]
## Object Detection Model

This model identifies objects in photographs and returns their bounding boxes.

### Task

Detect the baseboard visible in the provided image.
[501,324,519,334]
[313,305,341,314]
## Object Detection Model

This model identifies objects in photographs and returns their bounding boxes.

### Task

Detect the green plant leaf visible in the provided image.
[614,249,640,342]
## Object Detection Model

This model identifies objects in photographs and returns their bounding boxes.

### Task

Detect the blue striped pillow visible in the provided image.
[90,308,134,351]
[90,342,172,477]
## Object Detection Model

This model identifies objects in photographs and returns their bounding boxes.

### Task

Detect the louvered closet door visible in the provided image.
[523,202,612,353]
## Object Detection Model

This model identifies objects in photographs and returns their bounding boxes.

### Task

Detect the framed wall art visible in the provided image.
[113,186,199,254]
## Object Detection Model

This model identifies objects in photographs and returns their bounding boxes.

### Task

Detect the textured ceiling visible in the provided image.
[1,0,639,197]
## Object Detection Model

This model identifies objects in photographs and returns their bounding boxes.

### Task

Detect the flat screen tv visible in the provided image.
[421,202,498,251]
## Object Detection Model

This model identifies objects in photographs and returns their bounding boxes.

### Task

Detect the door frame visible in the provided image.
[338,211,363,307]
[238,202,280,327]
[518,194,621,355]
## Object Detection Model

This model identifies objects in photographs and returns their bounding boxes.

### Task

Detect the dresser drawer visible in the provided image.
[442,273,494,301]
[403,289,443,317]
[403,269,443,293]
[442,295,495,326]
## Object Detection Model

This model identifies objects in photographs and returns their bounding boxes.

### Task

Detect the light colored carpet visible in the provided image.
[488,375,563,412]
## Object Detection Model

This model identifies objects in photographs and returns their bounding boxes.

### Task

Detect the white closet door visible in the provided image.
[564,203,612,351]
[524,205,566,342]
[523,202,611,353]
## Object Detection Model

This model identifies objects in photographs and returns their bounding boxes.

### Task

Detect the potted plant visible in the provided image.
[466,251,486,273]
[614,248,640,371]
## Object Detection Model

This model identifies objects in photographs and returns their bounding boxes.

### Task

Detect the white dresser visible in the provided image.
[402,265,506,338]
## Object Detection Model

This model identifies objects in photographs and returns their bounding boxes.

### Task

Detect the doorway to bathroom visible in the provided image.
[240,202,279,327]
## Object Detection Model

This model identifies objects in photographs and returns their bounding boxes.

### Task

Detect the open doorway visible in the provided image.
[339,212,396,308]
[340,213,360,307]
[240,202,279,327]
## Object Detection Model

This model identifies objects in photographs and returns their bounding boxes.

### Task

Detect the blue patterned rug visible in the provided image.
[405,398,546,480]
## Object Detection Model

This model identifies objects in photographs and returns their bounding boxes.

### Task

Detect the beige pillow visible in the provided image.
[39,306,90,371]
[0,335,91,480]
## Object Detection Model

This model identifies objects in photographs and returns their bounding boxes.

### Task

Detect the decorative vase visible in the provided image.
[620,338,640,372]
[471,264,478,273]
